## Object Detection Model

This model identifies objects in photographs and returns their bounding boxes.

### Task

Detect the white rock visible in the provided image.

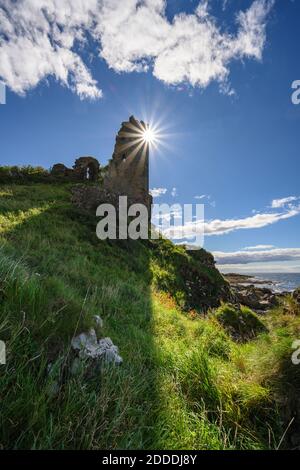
[71,330,122,365]
[98,337,123,365]
[71,328,97,351]
[94,315,103,328]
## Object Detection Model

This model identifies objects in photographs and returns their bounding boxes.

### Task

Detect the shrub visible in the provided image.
[0,165,52,184]
[280,294,300,316]
[150,237,230,312]
[214,303,267,341]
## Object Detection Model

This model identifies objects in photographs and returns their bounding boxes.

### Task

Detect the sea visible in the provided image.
[242,273,300,293]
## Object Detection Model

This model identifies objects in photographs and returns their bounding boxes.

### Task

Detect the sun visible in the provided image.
[142,127,156,144]
[118,116,166,158]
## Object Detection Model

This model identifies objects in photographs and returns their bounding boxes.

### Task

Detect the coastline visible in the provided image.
[223,272,300,313]
[223,272,300,294]
[224,273,275,286]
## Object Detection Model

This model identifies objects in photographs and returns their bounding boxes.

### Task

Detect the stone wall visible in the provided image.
[51,156,100,182]
[73,157,99,181]
[71,185,146,213]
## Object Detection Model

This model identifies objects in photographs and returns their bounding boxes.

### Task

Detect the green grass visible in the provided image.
[214,303,267,341]
[0,183,300,449]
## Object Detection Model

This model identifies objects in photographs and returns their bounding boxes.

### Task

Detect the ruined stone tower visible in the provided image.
[71,116,152,217]
[103,115,152,211]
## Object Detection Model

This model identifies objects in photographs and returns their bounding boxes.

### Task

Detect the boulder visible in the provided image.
[232,284,279,312]
[71,328,123,365]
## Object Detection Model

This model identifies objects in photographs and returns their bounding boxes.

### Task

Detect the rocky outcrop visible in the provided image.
[228,284,300,315]
[150,239,232,311]
[224,274,284,312]
[231,284,279,312]
[232,285,278,311]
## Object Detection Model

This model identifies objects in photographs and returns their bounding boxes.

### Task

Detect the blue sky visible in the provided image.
[0,0,300,272]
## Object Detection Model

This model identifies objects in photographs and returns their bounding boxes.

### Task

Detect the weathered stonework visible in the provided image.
[72,116,152,218]
[51,163,69,177]
[102,115,152,212]
[73,157,99,182]
[51,156,100,181]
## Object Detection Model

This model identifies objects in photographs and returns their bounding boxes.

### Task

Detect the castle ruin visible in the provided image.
[102,115,151,210]
[51,156,100,182]
[71,116,152,216]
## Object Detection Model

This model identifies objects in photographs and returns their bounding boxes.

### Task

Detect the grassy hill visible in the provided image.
[0,183,300,449]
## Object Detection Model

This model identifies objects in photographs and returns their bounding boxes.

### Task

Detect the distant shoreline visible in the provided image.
[223,273,275,286]
[223,272,300,293]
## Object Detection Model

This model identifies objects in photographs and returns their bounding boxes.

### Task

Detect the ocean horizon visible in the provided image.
[236,272,300,293]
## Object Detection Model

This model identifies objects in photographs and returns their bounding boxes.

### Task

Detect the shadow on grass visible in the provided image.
[0,184,160,449]
[2,184,297,450]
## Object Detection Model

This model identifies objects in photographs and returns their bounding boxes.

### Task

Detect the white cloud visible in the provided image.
[150,187,167,198]
[214,247,300,264]
[271,196,299,208]
[0,0,102,99]
[152,0,274,89]
[0,0,274,99]
[206,207,299,235]
[244,244,275,250]
[195,194,209,200]
[160,204,300,239]
[233,0,274,60]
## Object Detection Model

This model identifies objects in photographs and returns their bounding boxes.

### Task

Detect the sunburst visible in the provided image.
[142,127,156,144]
[118,118,163,160]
